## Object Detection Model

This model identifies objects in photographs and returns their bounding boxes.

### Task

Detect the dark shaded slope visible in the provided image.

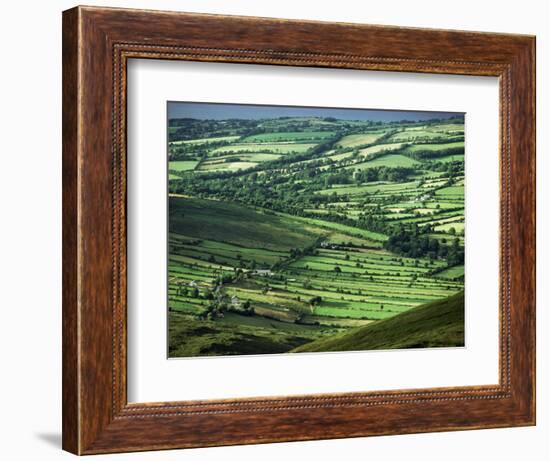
[292,291,464,353]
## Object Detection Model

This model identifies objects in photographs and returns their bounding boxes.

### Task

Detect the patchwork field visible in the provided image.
[169,160,199,172]
[346,153,420,169]
[335,132,386,148]
[211,143,317,155]
[242,131,335,143]
[167,111,465,357]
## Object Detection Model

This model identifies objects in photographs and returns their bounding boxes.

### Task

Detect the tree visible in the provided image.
[242,299,254,316]
[309,296,322,306]
[334,265,342,274]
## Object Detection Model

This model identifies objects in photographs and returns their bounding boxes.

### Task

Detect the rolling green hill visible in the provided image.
[167,113,465,358]
[292,291,464,352]
[169,195,320,252]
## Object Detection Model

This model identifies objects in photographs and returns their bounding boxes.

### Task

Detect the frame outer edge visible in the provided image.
[496,37,536,425]
[531,36,537,425]
[522,36,536,425]
[62,6,536,454]
[62,6,81,455]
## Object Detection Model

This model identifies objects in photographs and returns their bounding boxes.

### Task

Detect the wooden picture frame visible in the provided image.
[62,5,536,455]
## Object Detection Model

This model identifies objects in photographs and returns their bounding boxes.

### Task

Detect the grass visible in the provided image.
[434,154,465,163]
[335,133,386,148]
[170,135,240,145]
[402,141,465,154]
[239,153,283,162]
[171,235,286,267]
[169,196,320,251]
[434,265,464,280]
[389,130,453,142]
[168,235,464,358]
[242,131,334,142]
[358,143,404,157]
[167,116,465,357]
[328,151,354,161]
[169,311,331,357]
[317,181,419,197]
[434,222,464,233]
[201,153,282,166]
[279,213,388,242]
[199,161,258,171]
[435,185,464,197]
[428,124,465,133]
[169,160,199,171]
[292,291,465,352]
[211,143,316,155]
[346,154,420,170]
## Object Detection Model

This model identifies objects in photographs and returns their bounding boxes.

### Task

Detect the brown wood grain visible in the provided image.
[62,5,536,455]
[62,6,80,455]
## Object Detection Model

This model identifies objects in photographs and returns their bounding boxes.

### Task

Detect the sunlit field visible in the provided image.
[167,105,465,357]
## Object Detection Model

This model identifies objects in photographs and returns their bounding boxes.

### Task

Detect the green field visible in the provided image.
[346,154,420,170]
[402,141,464,155]
[436,154,465,163]
[293,291,465,352]
[242,131,334,143]
[358,142,404,157]
[199,161,258,171]
[434,265,464,280]
[211,143,316,155]
[170,135,240,146]
[335,133,385,148]
[167,109,465,357]
[169,160,199,172]
[389,130,445,142]
[169,196,320,251]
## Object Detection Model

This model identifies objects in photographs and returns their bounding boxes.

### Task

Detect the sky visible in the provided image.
[168,101,463,122]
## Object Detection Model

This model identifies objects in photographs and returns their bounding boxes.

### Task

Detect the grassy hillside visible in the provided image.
[167,113,465,357]
[168,311,333,357]
[169,196,320,252]
[292,291,464,352]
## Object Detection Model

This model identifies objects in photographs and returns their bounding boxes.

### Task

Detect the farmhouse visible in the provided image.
[230,295,240,307]
[415,194,431,202]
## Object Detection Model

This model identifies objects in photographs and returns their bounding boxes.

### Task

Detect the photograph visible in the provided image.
[35,2,538,455]
[167,102,466,358]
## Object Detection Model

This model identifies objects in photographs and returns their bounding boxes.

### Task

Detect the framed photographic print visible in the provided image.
[62,6,536,455]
